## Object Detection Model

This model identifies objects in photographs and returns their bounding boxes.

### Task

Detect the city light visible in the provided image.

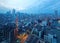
[0,0,60,43]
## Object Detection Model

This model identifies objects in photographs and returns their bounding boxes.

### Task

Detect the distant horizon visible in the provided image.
[0,0,60,14]
[0,9,60,15]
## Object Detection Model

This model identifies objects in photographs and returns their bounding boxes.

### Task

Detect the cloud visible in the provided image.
[0,0,60,14]
[0,0,39,10]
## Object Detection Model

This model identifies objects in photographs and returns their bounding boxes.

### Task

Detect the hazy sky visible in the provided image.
[0,0,60,14]
[0,0,39,10]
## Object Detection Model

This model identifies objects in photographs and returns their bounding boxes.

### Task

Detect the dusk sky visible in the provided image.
[0,0,60,14]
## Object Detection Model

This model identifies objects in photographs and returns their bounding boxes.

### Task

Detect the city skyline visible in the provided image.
[0,0,60,14]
